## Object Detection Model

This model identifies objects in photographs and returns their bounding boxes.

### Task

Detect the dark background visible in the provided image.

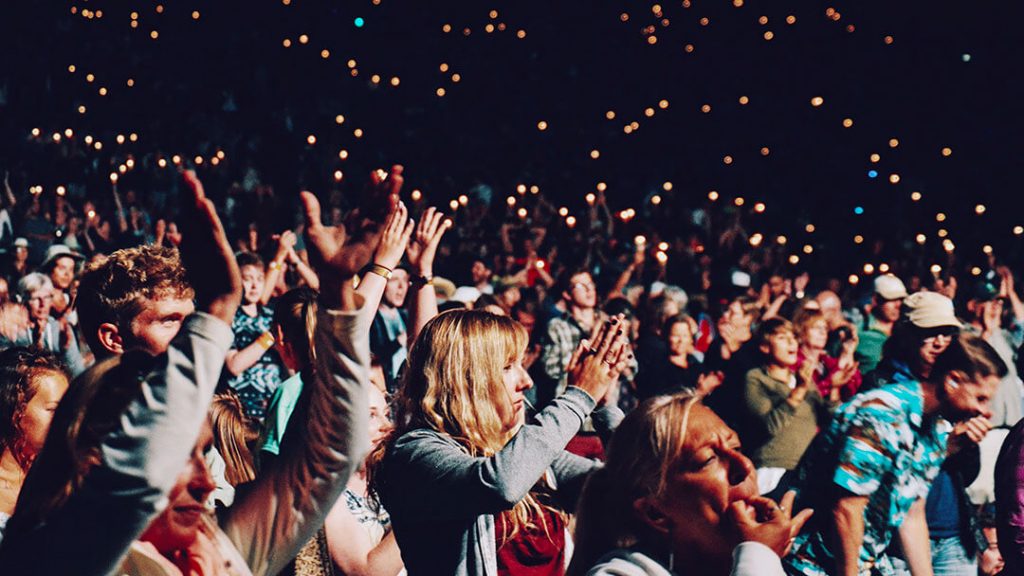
[1,0,1022,278]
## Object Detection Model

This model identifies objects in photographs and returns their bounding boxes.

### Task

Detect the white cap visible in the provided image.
[451,286,482,304]
[874,274,908,301]
[904,291,961,329]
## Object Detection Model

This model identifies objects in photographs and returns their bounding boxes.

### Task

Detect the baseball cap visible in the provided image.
[873,274,908,301]
[904,291,961,329]
[13,238,28,248]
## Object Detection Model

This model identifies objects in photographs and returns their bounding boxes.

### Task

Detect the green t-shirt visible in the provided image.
[260,372,304,456]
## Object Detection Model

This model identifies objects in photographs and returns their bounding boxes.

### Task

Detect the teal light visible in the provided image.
[354,17,365,27]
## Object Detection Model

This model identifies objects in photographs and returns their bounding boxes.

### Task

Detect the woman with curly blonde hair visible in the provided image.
[376,308,630,576]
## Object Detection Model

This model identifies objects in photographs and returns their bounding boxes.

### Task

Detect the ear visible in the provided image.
[96,322,124,355]
[632,496,672,537]
[759,342,770,355]
[945,370,968,393]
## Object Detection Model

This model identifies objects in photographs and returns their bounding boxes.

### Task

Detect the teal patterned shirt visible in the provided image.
[785,380,950,576]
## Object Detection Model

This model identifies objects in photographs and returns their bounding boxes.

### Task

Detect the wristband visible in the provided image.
[268,260,285,272]
[369,263,393,279]
[256,331,276,350]
[410,274,434,287]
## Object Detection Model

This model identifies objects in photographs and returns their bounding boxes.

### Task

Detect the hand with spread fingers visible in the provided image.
[373,201,415,271]
[179,169,242,325]
[566,314,632,401]
[301,165,402,310]
[727,490,814,558]
[406,206,452,278]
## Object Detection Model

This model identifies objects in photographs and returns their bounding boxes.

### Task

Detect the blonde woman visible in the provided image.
[569,393,813,576]
[376,310,630,575]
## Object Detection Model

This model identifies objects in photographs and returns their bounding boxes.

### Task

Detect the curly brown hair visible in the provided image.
[75,245,194,355]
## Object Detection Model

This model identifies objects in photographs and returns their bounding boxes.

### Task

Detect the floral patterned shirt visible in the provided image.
[785,380,950,576]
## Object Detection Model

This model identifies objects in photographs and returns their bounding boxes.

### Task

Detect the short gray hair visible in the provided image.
[17,273,53,301]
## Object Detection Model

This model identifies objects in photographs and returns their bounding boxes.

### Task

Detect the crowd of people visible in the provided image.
[0,159,1023,576]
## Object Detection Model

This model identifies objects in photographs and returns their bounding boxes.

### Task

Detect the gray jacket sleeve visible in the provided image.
[386,386,597,519]
[221,302,372,576]
[0,312,233,576]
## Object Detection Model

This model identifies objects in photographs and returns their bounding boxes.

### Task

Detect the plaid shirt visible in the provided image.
[541,313,588,397]
[540,312,639,399]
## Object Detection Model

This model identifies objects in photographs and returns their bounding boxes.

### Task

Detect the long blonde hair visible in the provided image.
[567,391,703,576]
[209,391,258,486]
[382,309,552,540]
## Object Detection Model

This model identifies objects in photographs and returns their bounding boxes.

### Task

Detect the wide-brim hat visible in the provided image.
[41,244,85,271]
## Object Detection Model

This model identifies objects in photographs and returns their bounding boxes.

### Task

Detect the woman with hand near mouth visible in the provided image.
[568,392,812,576]
[741,318,837,495]
[376,310,631,576]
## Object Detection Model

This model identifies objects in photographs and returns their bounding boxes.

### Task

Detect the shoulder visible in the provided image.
[389,428,467,464]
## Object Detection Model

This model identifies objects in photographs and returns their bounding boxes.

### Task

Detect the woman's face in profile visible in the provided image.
[641,406,757,558]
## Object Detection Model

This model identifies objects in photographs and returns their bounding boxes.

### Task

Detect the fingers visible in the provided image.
[790,508,814,537]
[778,490,797,512]
[727,500,757,526]
[417,207,436,238]
[400,217,416,244]
[386,165,404,198]
[566,339,589,373]
[594,314,626,359]
[300,191,323,230]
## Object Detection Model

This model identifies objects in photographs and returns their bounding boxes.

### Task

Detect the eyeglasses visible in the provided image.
[922,328,958,345]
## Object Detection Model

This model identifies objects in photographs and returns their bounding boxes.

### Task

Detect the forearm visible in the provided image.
[833,499,867,576]
[225,338,272,376]
[261,261,285,304]
[364,532,404,576]
[898,500,933,576]
[408,282,437,347]
[605,265,635,301]
[292,257,320,290]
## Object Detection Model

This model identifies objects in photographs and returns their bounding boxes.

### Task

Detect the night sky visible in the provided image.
[2,1,1023,278]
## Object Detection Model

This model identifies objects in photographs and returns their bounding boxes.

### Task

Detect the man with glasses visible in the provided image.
[538,267,599,407]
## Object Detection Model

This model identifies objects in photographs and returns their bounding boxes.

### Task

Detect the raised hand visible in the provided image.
[405,206,451,277]
[696,370,724,397]
[373,201,415,270]
[565,315,632,401]
[727,491,813,558]
[274,230,298,262]
[179,170,242,325]
[301,165,402,308]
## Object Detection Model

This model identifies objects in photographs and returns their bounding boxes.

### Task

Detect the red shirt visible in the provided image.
[495,506,567,576]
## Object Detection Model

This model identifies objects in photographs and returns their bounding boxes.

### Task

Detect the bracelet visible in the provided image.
[368,263,393,279]
[268,260,285,272]
[256,331,276,350]
[410,274,434,287]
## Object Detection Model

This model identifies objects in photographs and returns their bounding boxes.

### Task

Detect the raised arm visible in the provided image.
[356,200,412,313]
[261,230,297,304]
[0,169,241,576]
[224,166,400,576]
[405,206,451,346]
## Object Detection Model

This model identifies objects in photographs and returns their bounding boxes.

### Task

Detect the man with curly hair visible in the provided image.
[75,244,196,358]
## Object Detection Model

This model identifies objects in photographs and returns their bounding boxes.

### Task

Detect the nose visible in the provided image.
[517,366,534,392]
[723,446,755,486]
[188,454,217,496]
